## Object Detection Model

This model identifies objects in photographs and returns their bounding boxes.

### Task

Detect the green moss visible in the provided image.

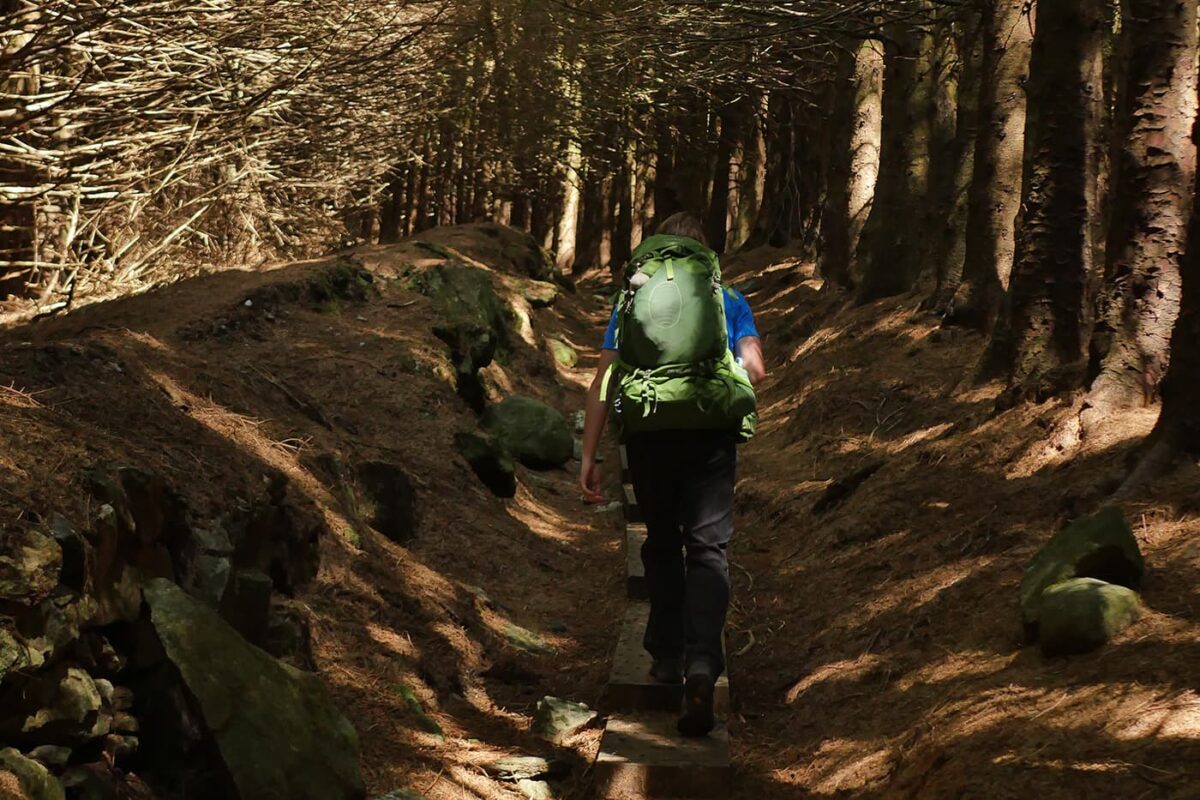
[393,684,444,738]
[307,259,376,311]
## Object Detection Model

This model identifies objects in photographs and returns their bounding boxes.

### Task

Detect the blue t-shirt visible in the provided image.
[601,288,759,352]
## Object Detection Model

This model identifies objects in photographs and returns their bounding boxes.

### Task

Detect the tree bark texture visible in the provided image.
[982,0,1108,390]
[949,0,1035,328]
[930,13,982,309]
[1083,0,1198,421]
[855,22,935,302]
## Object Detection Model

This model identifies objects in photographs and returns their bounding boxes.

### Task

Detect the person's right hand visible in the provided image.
[580,457,604,504]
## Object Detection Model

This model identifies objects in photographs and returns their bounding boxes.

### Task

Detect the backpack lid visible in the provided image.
[625,234,721,281]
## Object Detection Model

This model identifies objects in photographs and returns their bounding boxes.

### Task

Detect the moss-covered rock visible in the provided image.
[482,396,573,470]
[521,280,559,308]
[144,579,364,800]
[453,432,516,498]
[0,526,61,606]
[1020,507,1144,637]
[547,339,578,368]
[530,697,596,744]
[408,263,510,412]
[0,748,64,800]
[0,665,106,746]
[1038,578,1141,656]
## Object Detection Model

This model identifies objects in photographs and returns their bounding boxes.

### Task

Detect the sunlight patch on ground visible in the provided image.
[894,649,1014,691]
[785,654,888,704]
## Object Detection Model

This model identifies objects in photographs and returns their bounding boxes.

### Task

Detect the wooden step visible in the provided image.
[627,523,647,600]
[607,603,729,714]
[623,483,642,523]
[596,713,731,799]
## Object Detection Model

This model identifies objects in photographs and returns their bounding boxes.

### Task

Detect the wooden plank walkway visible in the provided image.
[596,445,732,799]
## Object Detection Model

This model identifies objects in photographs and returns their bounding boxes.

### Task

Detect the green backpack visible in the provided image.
[600,234,757,440]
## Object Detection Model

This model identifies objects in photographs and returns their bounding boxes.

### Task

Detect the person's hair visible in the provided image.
[656,212,708,247]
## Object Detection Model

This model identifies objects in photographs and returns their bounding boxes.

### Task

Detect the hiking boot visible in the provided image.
[649,657,684,684]
[677,672,716,737]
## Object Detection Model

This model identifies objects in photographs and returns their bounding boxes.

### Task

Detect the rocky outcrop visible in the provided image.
[144,578,365,800]
[454,432,517,498]
[482,396,574,470]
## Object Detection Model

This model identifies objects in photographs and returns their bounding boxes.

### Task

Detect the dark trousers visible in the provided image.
[626,430,736,679]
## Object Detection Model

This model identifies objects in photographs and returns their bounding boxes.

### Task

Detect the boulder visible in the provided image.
[0,665,107,746]
[1019,506,1144,637]
[0,526,61,606]
[517,780,554,800]
[263,599,316,671]
[547,339,578,369]
[521,281,559,308]
[410,263,510,412]
[355,462,419,543]
[1,628,31,684]
[0,749,64,800]
[1038,578,1141,656]
[219,569,273,645]
[485,756,570,782]
[144,579,365,800]
[482,397,573,470]
[530,697,596,744]
[454,432,517,498]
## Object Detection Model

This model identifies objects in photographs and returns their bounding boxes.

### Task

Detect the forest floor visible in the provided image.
[2,228,1199,799]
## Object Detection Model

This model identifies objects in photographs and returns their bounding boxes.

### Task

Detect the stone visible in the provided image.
[45,514,90,595]
[547,339,578,368]
[485,756,570,782]
[482,396,573,470]
[0,526,62,605]
[531,697,597,744]
[24,747,70,768]
[218,569,273,645]
[356,462,419,543]
[0,749,64,800]
[503,623,555,656]
[410,263,510,412]
[1038,578,1141,656]
[516,780,554,800]
[263,600,316,671]
[372,792,424,800]
[521,280,559,308]
[1,665,107,746]
[572,410,585,434]
[191,554,232,609]
[454,432,516,498]
[394,684,443,738]
[144,579,365,800]
[0,628,31,684]
[1020,507,1145,636]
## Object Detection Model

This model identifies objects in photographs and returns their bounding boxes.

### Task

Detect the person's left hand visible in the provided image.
[580,457,604,504]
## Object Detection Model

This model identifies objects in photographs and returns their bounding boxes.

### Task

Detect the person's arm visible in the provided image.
[736,336,766,384]
[580,349,618,503]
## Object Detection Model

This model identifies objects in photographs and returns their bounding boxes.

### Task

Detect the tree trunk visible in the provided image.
[930,12,983,308]
[745,92,798,249]
[554,134,583,272]
[981,0,1108,392]
[705,111,736,253]
[1081,0,1198,426]
[820,39,884,289]
[855,21,935,302]
[947,0,1035,329]
[1122,103,1200,489]
[730,95,767,251]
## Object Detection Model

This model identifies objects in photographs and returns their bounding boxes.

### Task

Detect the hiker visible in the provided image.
[579,212,765,737]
